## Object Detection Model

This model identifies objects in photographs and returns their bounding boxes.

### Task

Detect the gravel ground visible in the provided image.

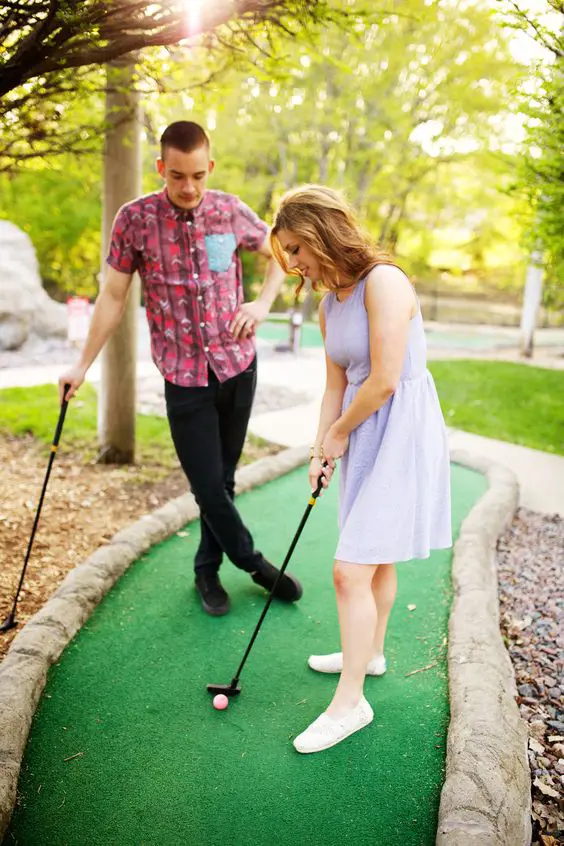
[136,375,310,417]
[497,508,564,844]
[0,335,72,368]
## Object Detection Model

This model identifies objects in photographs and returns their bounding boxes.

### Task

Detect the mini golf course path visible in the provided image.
[6,463,486,846]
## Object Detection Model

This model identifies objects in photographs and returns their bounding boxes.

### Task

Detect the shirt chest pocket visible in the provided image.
[205,233,237,273]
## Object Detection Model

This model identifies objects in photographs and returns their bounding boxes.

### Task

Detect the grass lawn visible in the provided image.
[0,383,179,468]
[0,383,271,470]
[428,360,564,456]
[0,361,562,460]
[257,319,323,348]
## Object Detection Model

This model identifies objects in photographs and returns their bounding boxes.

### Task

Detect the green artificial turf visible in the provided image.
[257,320,323,348]
[6,463,486,846]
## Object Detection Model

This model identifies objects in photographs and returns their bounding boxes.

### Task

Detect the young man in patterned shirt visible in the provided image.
[59,121,302,616]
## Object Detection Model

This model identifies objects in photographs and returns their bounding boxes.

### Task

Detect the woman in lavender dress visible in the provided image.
[271,185,451,754]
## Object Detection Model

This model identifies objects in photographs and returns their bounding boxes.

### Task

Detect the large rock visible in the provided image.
[0,221,67,351]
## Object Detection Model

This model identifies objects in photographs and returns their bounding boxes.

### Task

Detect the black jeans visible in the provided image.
[164,357,263,576]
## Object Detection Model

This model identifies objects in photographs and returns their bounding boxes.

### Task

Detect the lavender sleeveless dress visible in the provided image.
[323,277,452,564]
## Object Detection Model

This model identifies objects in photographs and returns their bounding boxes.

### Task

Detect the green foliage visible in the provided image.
[429,360,564,455]
[0,0,538,300]
[0,62,105,171]
[521,61,564,289]
[0,155,103,299]
[0,0,347,169]
[149,0,527,285]
[496,1,564,301]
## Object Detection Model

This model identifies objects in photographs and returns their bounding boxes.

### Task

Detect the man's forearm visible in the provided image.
[77,286,128,372]
[256,258,286,311]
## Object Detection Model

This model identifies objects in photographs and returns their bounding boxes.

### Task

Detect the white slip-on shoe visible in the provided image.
[293,697,374,754]
[307,652,387,676]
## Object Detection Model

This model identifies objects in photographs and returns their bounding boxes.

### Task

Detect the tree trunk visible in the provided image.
[97,57,141,464]
[520,249,544,358]
[279,139,292,189]
[356,162,371,214]
[319,135,330,183]
[388,189,410,250]
[379,202,397,245]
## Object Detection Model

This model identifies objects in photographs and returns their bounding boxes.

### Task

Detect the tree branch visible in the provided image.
[503,0,564,58]
[1,0,336,93]
[0,0,349,166]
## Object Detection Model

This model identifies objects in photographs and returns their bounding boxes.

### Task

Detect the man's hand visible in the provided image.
[230,300,270,339]
[58,364,87,403]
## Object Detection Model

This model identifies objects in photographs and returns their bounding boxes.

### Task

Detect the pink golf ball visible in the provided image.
[213,694,229,711]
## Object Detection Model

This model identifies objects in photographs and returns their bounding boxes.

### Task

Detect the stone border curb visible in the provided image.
[0,445,309,840]
[437,450,531,846]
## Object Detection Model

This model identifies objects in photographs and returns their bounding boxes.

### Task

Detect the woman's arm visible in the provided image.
[322,266,415,457]
[312,300,347,452]
[309,300,347,489]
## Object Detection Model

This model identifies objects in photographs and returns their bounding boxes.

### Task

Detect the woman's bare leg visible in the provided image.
[371,563,397,658]
[326,560,378,719]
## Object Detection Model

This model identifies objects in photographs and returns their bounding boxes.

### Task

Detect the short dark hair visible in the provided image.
[160,121,210,159]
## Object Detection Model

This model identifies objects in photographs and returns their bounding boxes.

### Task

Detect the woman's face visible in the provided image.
[276,229,322,283]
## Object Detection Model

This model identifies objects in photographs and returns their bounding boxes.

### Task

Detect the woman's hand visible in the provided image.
[309,457,335,495]
[321,425,349,462]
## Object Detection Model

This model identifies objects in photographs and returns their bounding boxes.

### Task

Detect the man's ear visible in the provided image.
[156,157,165,178]
[208,159,215,175]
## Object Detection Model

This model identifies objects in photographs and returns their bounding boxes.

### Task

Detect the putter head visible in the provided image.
[207,682,241,698]
[0,614,17,634]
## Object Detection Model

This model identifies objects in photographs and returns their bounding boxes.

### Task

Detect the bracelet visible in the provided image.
[309,445,324,461]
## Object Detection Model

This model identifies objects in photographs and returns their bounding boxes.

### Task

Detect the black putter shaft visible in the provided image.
[207,461,329,697]
[0,385,71,633]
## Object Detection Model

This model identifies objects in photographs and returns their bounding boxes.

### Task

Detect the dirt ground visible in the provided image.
[0,433,279,659]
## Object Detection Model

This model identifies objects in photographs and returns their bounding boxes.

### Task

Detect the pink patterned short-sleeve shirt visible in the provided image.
[106,188,268,386]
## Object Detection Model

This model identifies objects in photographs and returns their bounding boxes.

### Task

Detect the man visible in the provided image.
[59,120,302,616]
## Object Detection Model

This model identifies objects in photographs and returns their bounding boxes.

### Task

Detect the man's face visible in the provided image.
[157,145,214,210]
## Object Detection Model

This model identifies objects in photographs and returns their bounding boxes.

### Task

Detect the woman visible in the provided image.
[270,185,452,754]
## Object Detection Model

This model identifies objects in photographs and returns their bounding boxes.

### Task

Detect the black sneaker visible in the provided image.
[195,572,231,616]
[251,559,303,602]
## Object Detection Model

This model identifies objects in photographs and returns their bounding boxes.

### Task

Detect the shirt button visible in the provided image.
[193,273,199,279]
[197,295,203,301]
[200,322,205,327]
[204,346,209,352]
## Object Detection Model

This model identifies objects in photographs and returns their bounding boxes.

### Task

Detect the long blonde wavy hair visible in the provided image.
[270,184,398,296]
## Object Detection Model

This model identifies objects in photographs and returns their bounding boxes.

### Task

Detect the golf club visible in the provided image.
[207,460,329,699]
[0,384,71,633]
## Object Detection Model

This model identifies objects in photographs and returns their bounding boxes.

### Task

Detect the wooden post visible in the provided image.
[97,57,142,463]
[520,249,544,359]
